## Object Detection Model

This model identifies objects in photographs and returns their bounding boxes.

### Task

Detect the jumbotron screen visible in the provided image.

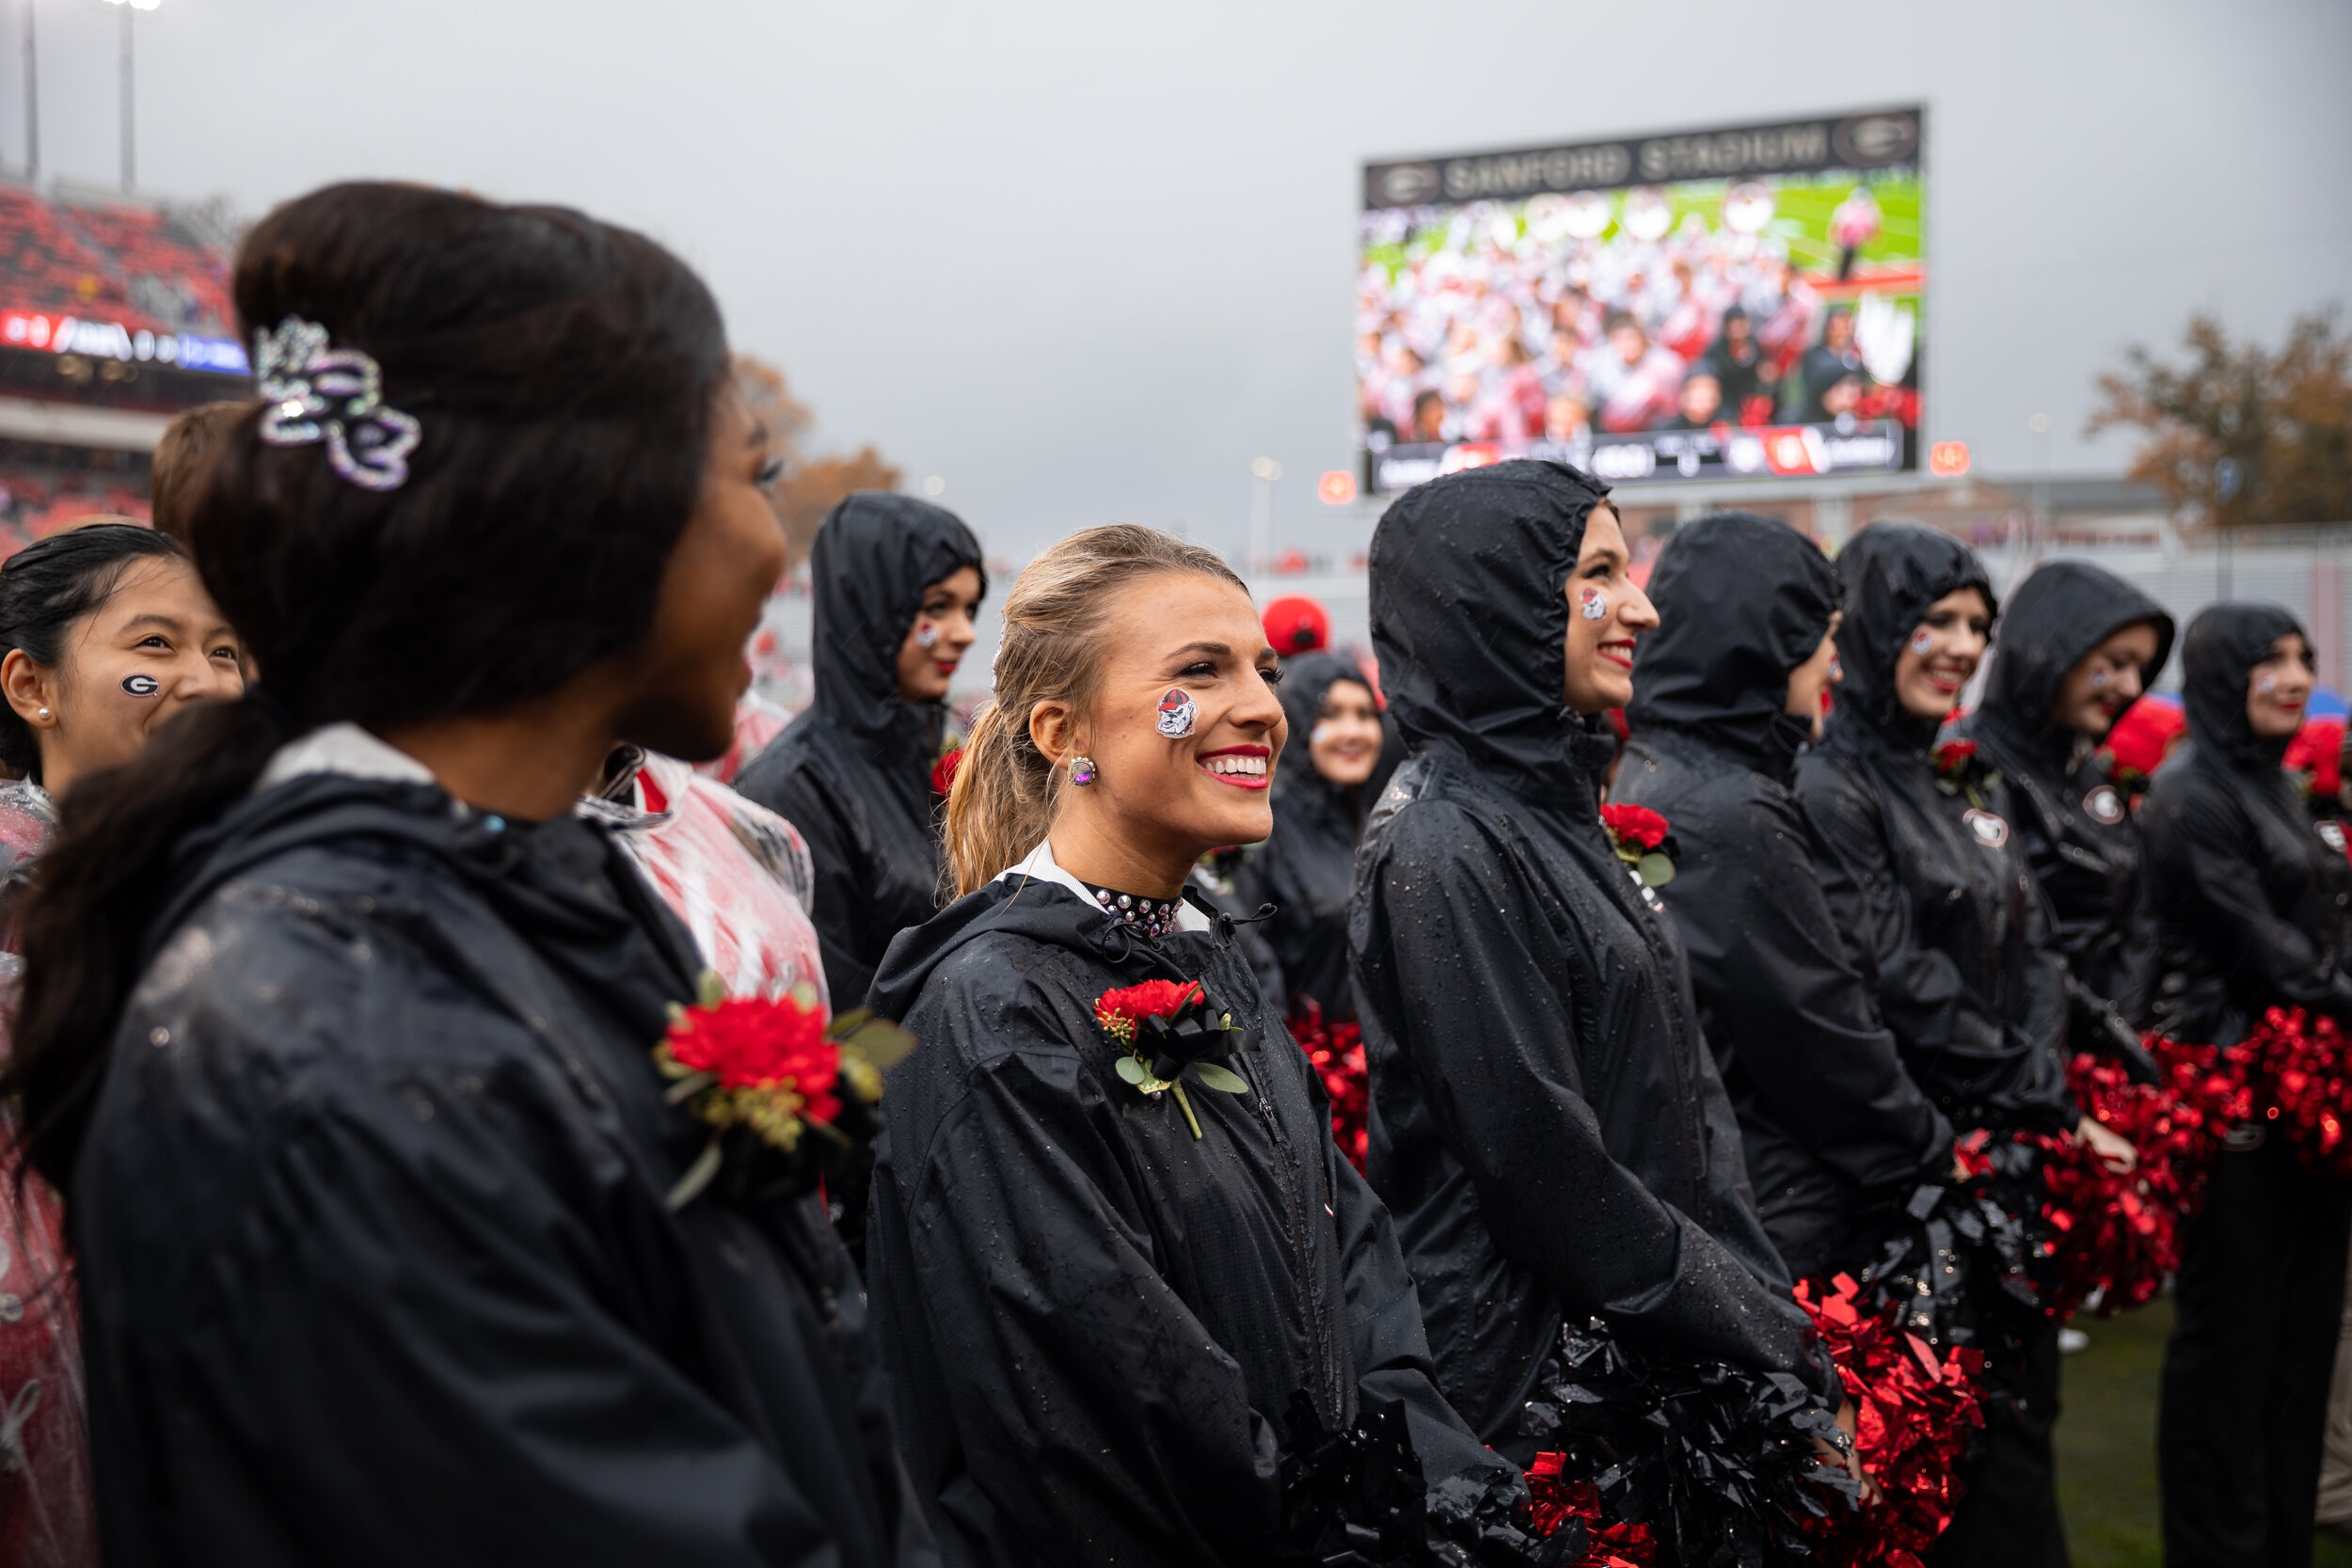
[1358,106,1923,492]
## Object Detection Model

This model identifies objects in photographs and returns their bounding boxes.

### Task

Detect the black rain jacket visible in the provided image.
[864,866,1506,1566]
[1959,562,2175,1053]
[1236,652,1376,1020]
[738,494,986,1007]
[72,767,931,1568]
[2140,603,2352,1046]
[1615,513,1952,1282]
[1350,461,1833,1453]
[1794,524,2073,1135]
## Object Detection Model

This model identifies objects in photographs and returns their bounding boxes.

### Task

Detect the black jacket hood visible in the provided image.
[1828,523,1998,752]
[1370,460,1618,788]
[1628,512,1836,776]
[2180,601,2307,771]
[1979,562,2174,768]
[808,491,987,750]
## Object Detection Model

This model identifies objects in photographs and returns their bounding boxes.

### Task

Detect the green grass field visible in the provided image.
[2057,1299,2352,1568]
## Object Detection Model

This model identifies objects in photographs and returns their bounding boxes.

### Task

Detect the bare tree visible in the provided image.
[2088,309,2352,529]
[731,355,902,569]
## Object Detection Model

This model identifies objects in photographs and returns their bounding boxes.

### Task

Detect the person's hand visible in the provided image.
[1813,1399,1878,1503]
[2076,1115,2137,1174]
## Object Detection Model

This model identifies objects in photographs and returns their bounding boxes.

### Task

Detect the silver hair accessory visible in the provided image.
[254,316,422,493]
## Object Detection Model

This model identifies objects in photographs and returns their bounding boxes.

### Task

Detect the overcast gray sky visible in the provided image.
[6,0,2348,564]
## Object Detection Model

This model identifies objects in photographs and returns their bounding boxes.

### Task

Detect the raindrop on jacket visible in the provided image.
[1350,460,1834,1456]
[1615,512,1952,1282]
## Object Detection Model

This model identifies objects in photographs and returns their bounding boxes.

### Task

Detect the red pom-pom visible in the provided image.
[2030,1044,2248,1317]
[2237,1006,2352,1180]
[1795,1273,1985,1568]
[1287,1005,1369,1172]
[1526,1454,1659,1567]
[663,995,841,1122]
[1598,802,1669,852]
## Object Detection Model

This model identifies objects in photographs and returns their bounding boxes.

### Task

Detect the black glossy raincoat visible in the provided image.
[1236,652,1375,1020]
[2141,603,2352,1047]
[1795,524,2072,1136]
[1616,513,1952,1282]
[1350,462,1834,1454]
[72,745,930,1567]
[865,859,1510,1566]
[737,494,985,1007]
[1959,562,2175,1055]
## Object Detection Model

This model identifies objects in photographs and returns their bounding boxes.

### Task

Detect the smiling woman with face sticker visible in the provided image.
[2139,605,2352,1568]
[0,184,929,1564]
[1794,522,2105,1568]
[0,520,243,1566]
[1351,464,1852,1561]
[1959,562,2175,1077]
[864,525,1525,1564]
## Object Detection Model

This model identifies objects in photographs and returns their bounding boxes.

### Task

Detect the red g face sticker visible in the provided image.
[1155,688,1198,739]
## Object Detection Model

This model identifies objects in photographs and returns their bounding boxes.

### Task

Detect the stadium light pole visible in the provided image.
[100,0,158,193]
[21,0,35,183]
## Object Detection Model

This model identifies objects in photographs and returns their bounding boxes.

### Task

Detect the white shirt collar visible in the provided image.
[255,721,438,794]
[997,839,1213,934]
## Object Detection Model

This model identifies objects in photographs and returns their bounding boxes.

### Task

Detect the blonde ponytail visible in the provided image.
[945,524,1245,895]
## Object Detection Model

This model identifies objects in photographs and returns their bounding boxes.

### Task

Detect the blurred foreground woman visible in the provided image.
[1959,562,2175,1066]
[865,525,1529,1567]
[1613,512,1952,1284]
[1,184,930,1567]
[2143,605,2352,1568]
[1350,464,1851,1560]
[0,523,243,1567]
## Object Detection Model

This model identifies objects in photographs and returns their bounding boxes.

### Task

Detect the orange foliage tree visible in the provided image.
[2088,309,2352,530]
[733,355,902,569]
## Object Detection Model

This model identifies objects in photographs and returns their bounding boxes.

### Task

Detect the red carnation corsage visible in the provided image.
[656,972,913,1209]
[1930,738,2002,810]
[1094,978,1251,1140]
[1598,802,1676,889]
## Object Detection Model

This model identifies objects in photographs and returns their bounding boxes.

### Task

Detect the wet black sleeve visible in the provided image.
[891,988,1283,1563]
[746,758,875,1007]
[103,1093,905,1568]
[1661,779,1953,1190]
[2147,782,2352,1028]
[1359,805,1825,1386]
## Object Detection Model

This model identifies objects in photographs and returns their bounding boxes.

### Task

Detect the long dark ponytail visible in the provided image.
[3,183,729,1193]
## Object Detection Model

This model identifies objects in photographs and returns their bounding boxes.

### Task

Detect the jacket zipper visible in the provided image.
[1243,1033,1341,1427]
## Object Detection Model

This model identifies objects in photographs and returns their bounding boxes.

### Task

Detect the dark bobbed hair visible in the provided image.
[0,523,188,781]
[5,182,730,1192]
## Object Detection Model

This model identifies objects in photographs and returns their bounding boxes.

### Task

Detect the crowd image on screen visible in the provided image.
[1355,180,1918,456]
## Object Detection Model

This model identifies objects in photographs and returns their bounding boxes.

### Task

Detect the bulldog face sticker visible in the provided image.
[2083,785,2125,826]
[1963,808,2010,849]
[1155,688,1198,739]
[120,673,161,697]
[2319,820,2347,854]
[1579,587,1609,622]
[1907,627,1936,657]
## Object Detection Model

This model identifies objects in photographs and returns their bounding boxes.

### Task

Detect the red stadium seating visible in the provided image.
[0,185,232,336]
